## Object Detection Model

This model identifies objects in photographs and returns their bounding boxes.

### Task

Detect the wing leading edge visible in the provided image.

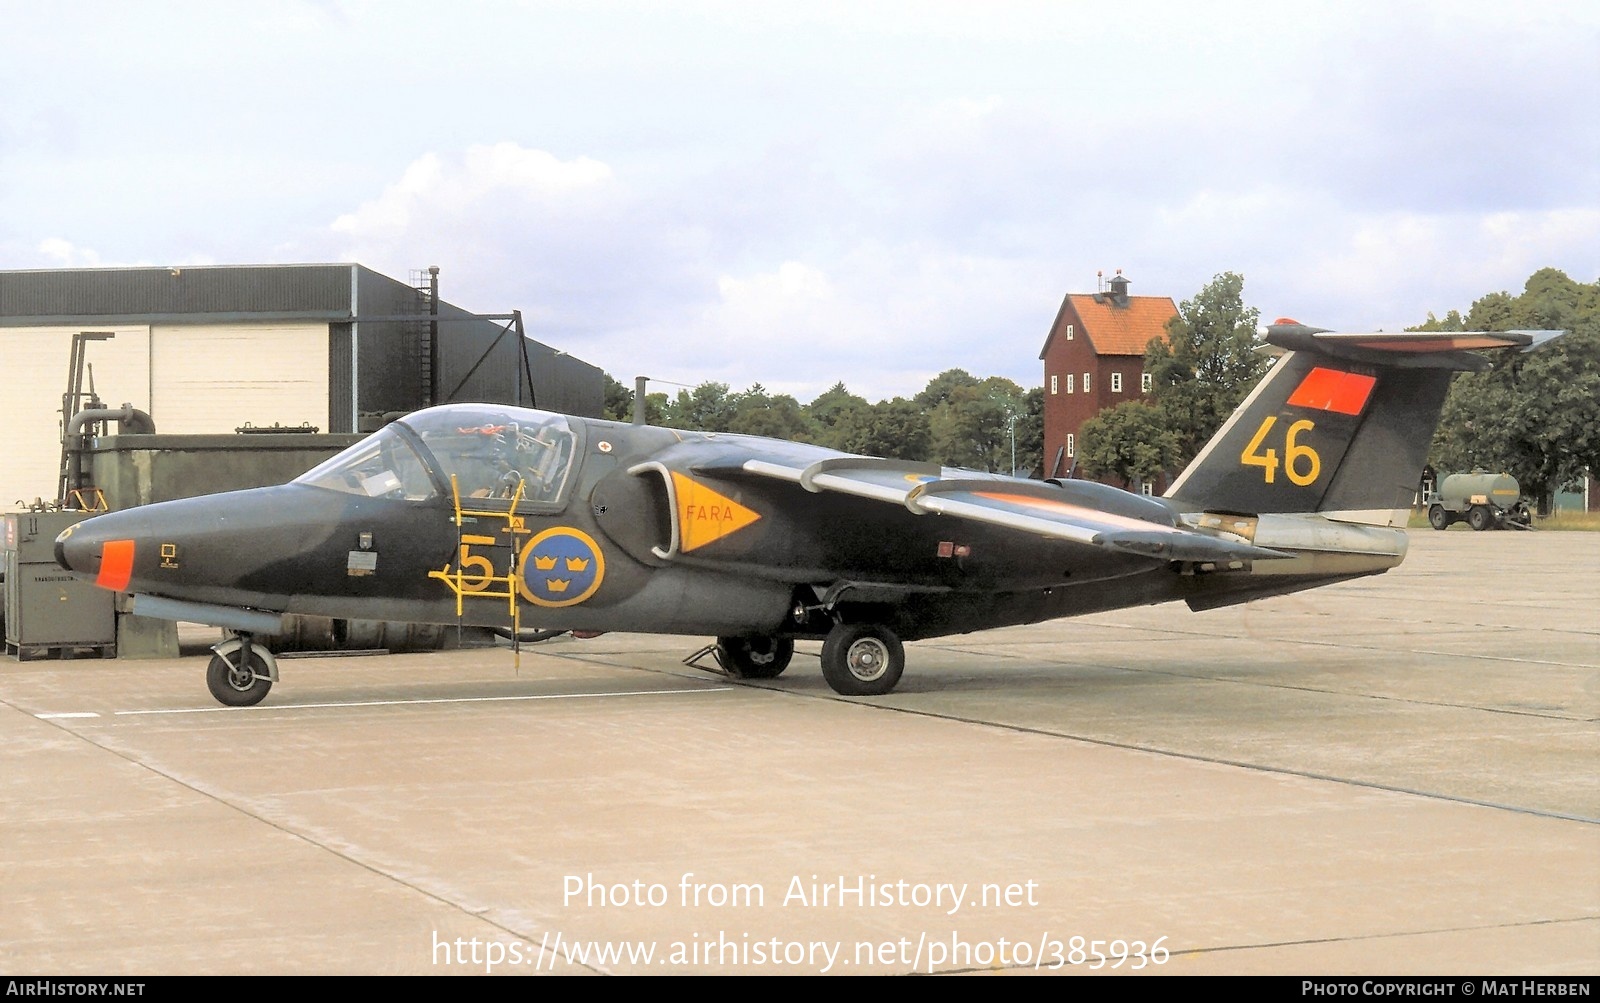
[739,457,1290,564]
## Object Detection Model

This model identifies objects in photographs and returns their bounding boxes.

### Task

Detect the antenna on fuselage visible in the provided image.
[633,376,650,425]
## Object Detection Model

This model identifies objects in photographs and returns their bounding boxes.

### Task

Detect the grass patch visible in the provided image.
[1405,509,1600,531]
[1535,511,1600,531]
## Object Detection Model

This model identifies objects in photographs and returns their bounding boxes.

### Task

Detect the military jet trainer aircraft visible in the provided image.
[56,321,1559,706]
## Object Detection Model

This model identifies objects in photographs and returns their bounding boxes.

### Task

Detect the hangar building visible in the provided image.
[0,264,604,506]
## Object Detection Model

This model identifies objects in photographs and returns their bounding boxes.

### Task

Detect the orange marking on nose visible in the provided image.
[97,539,136,591]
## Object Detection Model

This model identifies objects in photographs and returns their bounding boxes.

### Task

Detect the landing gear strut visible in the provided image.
[206,635,277,707]
[820,623,904,696]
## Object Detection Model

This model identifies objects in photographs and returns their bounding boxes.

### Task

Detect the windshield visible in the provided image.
[399,405,579,505]
[294,406,580,506]
[294,425,437,501]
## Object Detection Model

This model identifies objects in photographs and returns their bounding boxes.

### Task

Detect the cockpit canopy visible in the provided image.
[295,405,580,507]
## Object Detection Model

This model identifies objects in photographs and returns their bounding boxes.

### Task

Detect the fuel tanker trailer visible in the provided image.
[1426,471,1533,531]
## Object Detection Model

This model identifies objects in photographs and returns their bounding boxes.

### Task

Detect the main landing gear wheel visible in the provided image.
[1428,504,1450,531]
[1467,505,1493,532]
[820,624,904,696]
[206,638,276,707]
[493,627,569,644]
[716,636,794,679]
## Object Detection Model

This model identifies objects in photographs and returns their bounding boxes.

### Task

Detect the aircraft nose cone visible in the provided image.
[55,521,135,591]
[55,523,92,574]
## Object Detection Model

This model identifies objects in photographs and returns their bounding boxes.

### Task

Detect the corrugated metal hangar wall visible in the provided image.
[0,264,604,506]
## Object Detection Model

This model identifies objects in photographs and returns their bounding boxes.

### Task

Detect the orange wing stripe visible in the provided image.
[971,492,1181,534]
[97,539,135,591]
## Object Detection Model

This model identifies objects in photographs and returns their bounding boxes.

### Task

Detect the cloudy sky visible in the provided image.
[4,1,1596,402]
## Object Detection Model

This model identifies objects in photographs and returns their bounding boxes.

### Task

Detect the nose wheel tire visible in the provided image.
[206,640,276,707]
[717,636,795,679]
[820,624,904,696]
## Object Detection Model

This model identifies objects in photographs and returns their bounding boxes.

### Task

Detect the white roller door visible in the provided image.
[150,323,328,434]
[0,326,151,508]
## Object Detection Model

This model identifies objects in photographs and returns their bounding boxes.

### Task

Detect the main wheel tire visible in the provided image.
[207,648,273,707]
[1428,505,1450,531]
[820,624,904,696]
[717,636,794,679]
[493,627,569,643]
[1467,505,1492,532]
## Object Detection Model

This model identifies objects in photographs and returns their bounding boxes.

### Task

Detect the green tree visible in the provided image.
[729,384,817,441]
[628,370,1049,473]
[663,381,738,432]
[808,382,872,451]
[914,368,982,410]
[828,396,932,460]
[808,382,868,425]
[1078,400,1181,489]
[929,376,1027,472]
[602,374,633,422]
[1014,387,1045,476]
[1427,269,1600,507]
[1145,271,1268,465]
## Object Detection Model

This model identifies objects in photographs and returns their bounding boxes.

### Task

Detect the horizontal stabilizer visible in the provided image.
[1265,322,1565,371]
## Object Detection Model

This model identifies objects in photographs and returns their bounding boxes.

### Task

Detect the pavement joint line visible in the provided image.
[33,629,1589,827]
[668,675,1600,827]
[102,685,737,716]
[914,645,1593,722]
[544,647,1600,824]
[21,705,610,976]
[552,640,1597,726]
[965,629,1598,672]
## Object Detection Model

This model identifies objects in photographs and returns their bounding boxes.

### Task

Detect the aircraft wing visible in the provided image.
[736,455,1290,564]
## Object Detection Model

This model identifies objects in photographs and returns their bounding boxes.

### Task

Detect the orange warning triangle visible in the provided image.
[671,471,762,552]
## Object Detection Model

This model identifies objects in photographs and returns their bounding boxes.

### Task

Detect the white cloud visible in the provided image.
[1289,208,1600,329]
[8,5,1584,405]
[713,262,838,330]
[598,243,1064,402]
[22,239,205,271]
[310,120,1598,406]
[330,143,615,248]
[35,238,103,267]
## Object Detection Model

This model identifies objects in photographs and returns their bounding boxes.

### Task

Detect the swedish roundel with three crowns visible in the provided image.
[519,527,605,608]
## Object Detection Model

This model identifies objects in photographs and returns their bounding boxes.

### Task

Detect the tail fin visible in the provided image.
[1166,321,1560,527]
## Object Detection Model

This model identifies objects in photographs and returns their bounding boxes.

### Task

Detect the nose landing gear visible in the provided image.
[206,635,277,706]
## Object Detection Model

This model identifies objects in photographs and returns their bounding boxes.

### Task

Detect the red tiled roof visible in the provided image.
[1040,293,1178,359]
[1067,293,1177,356]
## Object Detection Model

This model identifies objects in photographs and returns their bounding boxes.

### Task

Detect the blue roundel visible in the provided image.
[518,528,605,607]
